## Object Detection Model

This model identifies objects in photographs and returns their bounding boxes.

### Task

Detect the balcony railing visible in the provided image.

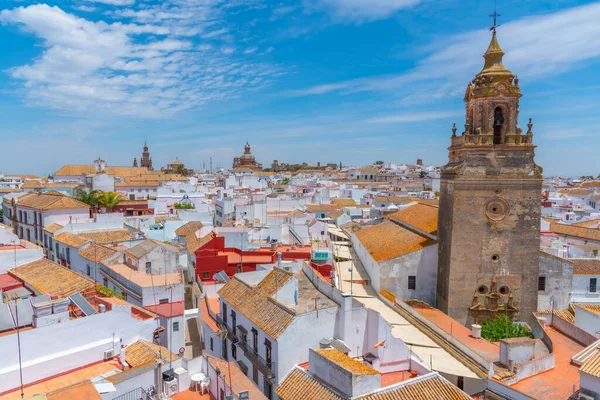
[215,314,238,343]
[236,335,275,381]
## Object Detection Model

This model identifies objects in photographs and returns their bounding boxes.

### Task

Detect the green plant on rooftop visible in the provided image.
[174,202,193,209]
[97,284,124,300]
[481,315,533,342]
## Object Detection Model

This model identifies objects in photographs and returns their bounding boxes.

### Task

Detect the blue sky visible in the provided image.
[0,0,599,176]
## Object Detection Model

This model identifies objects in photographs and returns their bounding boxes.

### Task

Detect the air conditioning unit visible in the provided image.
[164,378,179,396]
[103,349,114,360]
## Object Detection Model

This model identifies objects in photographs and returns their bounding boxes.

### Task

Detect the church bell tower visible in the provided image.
[436,29,543,325]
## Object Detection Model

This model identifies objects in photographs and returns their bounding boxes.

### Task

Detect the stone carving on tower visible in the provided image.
[436,29,543,326]
[140,141,153,170]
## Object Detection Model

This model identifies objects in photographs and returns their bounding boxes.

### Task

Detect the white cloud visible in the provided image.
[85,0,135,5]
[304,0,421,23]
[365,111,461,124]
[0,2,278,117]
[74,5,96,12]
[289,2,600,98]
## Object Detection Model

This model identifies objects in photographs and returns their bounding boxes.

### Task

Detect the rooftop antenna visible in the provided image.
[489,0,501,32]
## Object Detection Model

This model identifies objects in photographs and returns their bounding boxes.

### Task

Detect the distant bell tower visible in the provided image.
[140,140,153,170]
[436,27,543,325]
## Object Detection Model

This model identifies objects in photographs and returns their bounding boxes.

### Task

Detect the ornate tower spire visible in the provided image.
[437,14,543,326]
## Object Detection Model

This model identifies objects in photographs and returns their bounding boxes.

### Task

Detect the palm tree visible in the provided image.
[75,189,100,207]
[96,190,123,212]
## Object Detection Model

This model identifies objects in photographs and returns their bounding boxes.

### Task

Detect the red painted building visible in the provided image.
[194,234,315,282]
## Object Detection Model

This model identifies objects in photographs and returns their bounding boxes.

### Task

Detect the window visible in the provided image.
[18,211,22,222]
[145,262,152,273]
[66,248,70,263]
[159,298,169,304]
[408,275,416,290]
[223,303,227,325]
[202,272,209,279]
[264,379,273,400]
[231,311,237,335]
[538,276,546,291]
[86,264,91,276]
[252,328,258,352]
[591,278,598,293]
[210,337,214,351]
[265,339,272,368]
[103,277,108,287]
[44,235,48,249]
[34,228,38,240]
[252,365,258,384]
[457,376,464,390]
[56,243,59,255]
[231,342,237,360]
[26,229,30,242]
[173,321,179,332]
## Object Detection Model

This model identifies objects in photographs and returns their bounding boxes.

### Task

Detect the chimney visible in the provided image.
[98,303,106,313]
[471,324,482,339]
[277,251,282,268]
[119,339,128,370]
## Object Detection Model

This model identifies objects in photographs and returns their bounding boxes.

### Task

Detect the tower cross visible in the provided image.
[489,0,501,32]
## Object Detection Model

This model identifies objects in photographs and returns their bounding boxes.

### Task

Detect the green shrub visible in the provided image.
[481,315,533,342]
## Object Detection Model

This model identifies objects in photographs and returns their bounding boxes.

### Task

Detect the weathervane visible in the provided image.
[489,0,501,32]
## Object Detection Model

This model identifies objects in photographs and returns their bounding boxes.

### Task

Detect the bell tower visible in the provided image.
[436,29,543,325]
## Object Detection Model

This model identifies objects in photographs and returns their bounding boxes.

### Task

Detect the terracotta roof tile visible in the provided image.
[205,356,268,400]
[218,268,295,338]
[187,231,215,254]
[124,239,178,259]
[360,373,472,400]
[572,259,600,275]
[550,223,600,242]
[78,243,118,263]
[384,203,438,234]
[275,367,342,400]
[332,199,357,206]
[44,223,64,233]
[125,339,178,368]
[9,258,95,297]
[53,232,90,248]
[54,165,150,177]
[315,348,378,375]
[305,204,343,212]
[175,221,203,236]
[355,221,435,262]
[16,192,90,210]
[78,229,136,244]
[580,348,600,378]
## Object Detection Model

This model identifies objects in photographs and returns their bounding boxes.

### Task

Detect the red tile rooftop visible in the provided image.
[207,297,220,316]
[410,303,500,363]
[144,301,185,318]
[200,297,218,332]
[297,362,418,387]
[171,390,212,400]
[510,326,583,400]
[1,359,122,400]
[0,273,23,291]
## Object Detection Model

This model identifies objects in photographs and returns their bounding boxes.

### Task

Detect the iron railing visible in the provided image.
[236,336,274,380]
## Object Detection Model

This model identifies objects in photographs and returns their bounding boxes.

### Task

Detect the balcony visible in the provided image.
[236,336,275,381]
[215,314,238,343]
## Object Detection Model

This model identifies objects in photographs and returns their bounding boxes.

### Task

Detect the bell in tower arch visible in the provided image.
[493,107,504,144]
